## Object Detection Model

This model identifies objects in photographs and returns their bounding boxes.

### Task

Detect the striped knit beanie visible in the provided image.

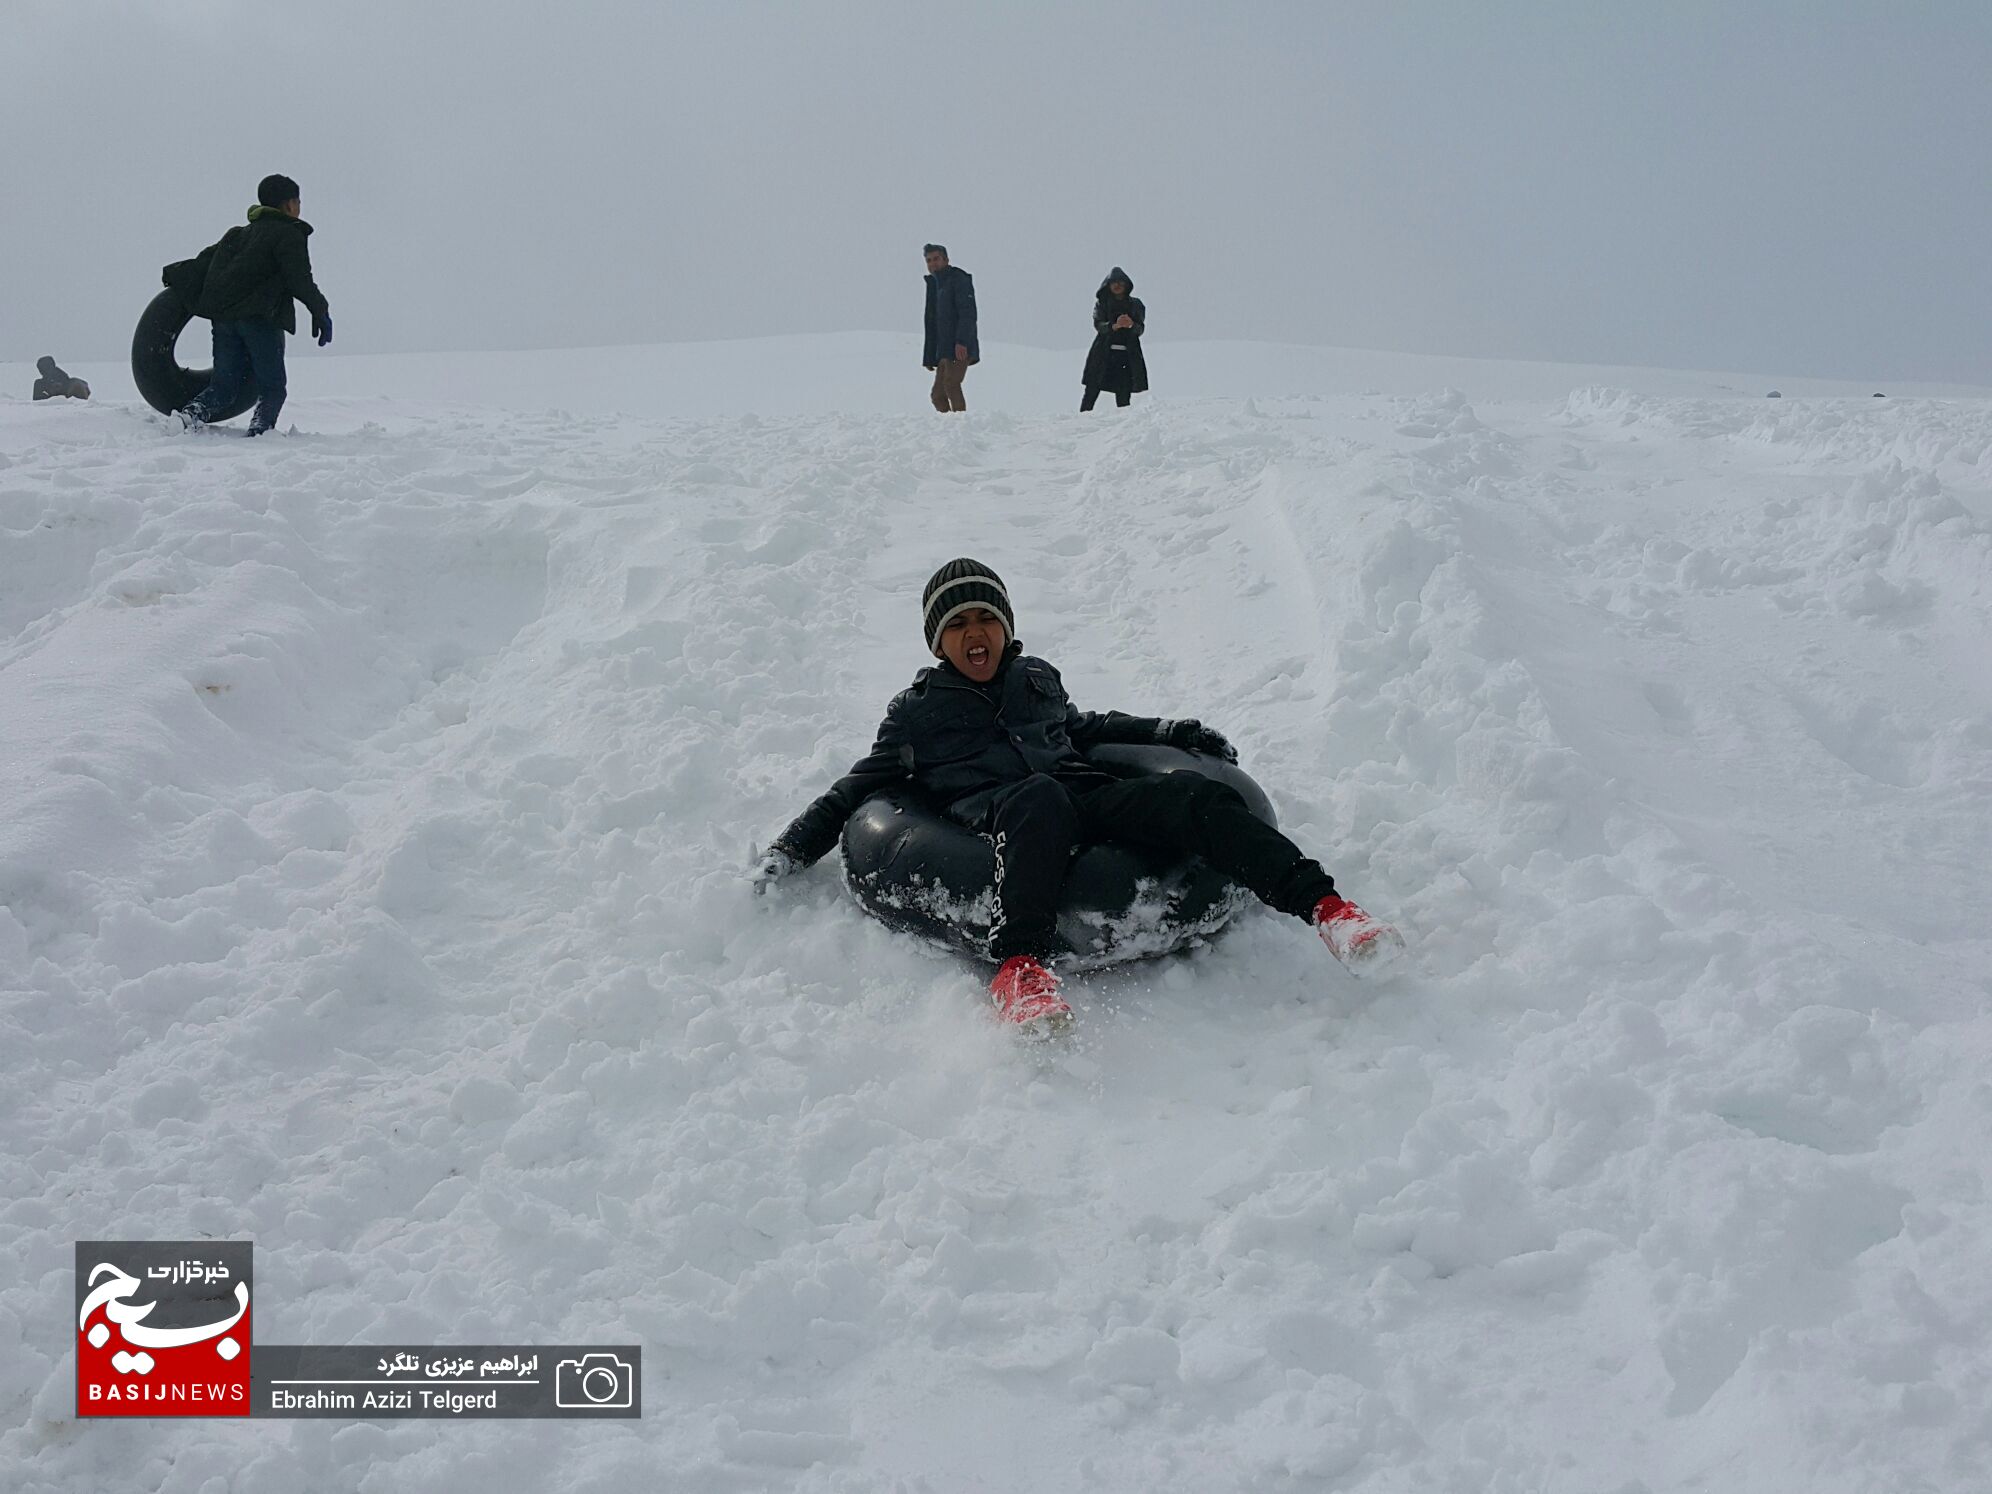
[922,558,1014,656]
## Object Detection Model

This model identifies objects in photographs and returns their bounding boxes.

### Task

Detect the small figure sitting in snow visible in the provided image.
[751,558,1404,1031]
[32,357,90,401]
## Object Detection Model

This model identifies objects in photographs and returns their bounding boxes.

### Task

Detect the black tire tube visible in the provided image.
[130,288,257,422]
[839,744,1280,968]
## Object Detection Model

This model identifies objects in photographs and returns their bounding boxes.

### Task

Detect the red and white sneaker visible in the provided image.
[1313,894,1406,974]
[990,956,1073,1033]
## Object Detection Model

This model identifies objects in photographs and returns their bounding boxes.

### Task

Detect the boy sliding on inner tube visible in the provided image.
[751,559,1404,1031]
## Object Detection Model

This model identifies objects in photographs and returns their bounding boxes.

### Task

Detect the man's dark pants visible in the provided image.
[190,319,288,428]
[980,771,1336,961]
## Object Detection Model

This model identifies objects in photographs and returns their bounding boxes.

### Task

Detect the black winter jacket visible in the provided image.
[775,643,1169,865]
[922,265,980,368]
[164,207,330,335]
[1082,267,1148,393]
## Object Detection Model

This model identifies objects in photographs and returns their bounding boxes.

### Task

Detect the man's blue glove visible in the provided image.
[312,312,333,347]
[1162,718,1239,763]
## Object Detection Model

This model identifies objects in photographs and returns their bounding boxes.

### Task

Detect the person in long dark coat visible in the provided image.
[1081,267,1148,411]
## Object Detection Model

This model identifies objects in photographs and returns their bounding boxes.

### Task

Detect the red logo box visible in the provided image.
[76,1241,252,1416]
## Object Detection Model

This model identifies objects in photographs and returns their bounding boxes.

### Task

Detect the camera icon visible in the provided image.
[555,1353,633,1409]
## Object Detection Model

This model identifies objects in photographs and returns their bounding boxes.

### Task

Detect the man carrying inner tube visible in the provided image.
[750,558,1405,1031]
[162,172,332,436]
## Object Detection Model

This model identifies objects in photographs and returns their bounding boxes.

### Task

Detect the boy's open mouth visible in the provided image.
[966,644,990,666]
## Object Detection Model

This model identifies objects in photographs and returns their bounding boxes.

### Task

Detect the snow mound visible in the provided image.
[3,355,1990,1491]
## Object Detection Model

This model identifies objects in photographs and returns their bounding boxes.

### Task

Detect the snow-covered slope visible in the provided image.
[11,330,1988,423]
[3,339,1990,1492]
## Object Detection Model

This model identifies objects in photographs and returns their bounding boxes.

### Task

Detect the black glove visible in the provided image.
[312,312,333,347]
[1162,718,1238,763]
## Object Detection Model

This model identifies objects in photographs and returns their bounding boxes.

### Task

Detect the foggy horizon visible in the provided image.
[5,1,1989,385]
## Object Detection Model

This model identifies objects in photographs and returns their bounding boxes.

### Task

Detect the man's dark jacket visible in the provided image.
[1082,268,1148,393]
[922,264,980,368]
[775,643,1167,865]
[164,206,330,335]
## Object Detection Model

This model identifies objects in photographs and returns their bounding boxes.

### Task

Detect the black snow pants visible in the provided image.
[979,771,1337,962]
[1081,347,1135,411]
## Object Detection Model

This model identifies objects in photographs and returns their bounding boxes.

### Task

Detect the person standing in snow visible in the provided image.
[750,558,1404,1029]
[921,244,979,413]
[162,173,332,436]
[1080,267,1147,412]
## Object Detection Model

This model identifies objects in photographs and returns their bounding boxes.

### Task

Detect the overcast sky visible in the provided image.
[4,1,1988,383]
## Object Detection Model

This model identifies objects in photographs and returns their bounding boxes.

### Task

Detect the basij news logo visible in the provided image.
[76,1241,252,1416]
[73,1238,640,1419]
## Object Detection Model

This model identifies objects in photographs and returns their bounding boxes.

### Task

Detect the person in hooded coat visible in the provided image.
[1081,267,1148,411]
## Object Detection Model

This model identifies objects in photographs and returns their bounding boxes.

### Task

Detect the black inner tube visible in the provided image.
[130,289,257,422]
[840,744,1279,967]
